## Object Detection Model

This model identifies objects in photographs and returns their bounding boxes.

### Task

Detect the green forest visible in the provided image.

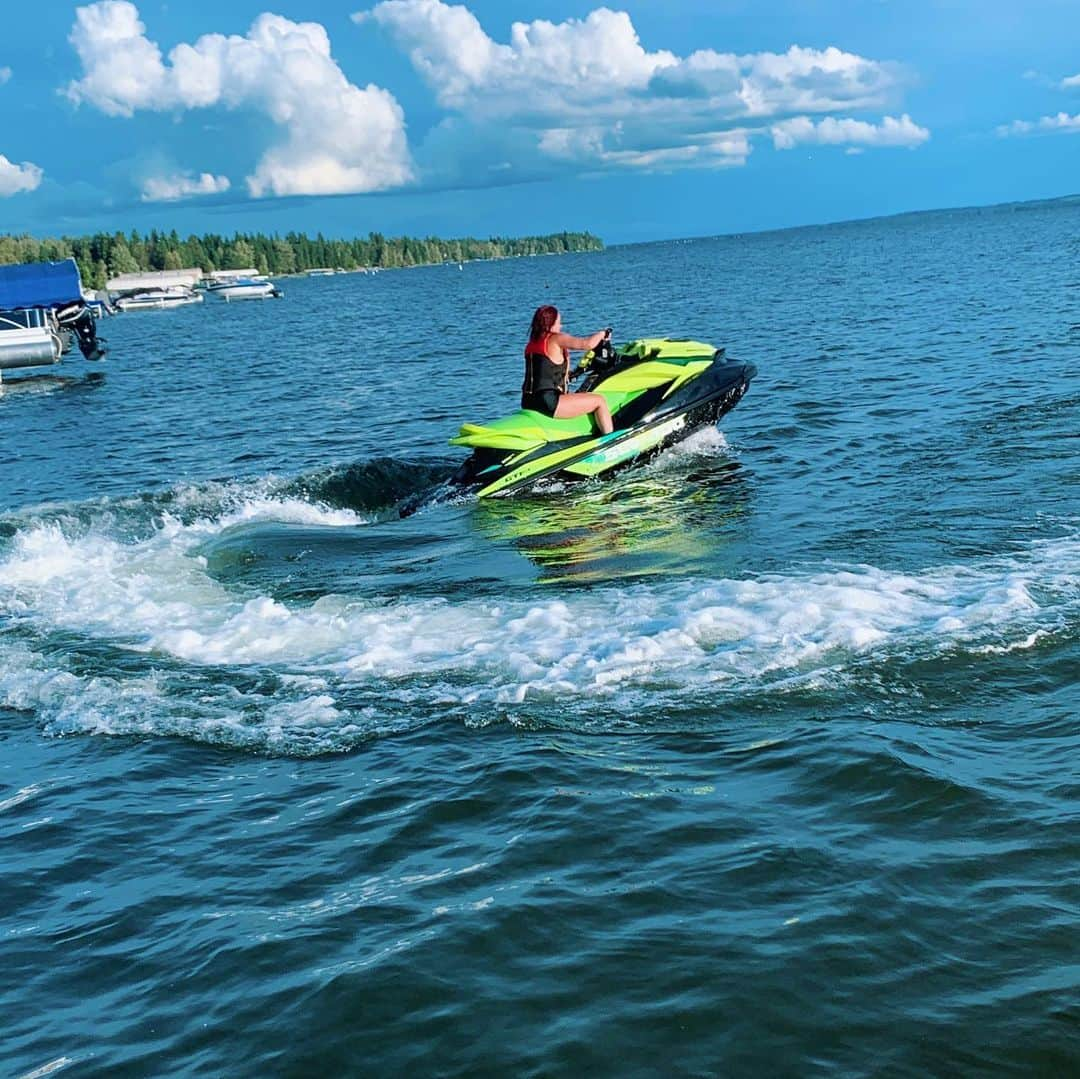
[0,230,604,289]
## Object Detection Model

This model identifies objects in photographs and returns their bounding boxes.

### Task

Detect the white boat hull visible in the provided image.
[212,283,279,301]
[115,293,204,311]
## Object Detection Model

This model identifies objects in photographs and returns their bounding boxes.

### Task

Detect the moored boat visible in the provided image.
[207,278,282,302]
[0,259,105,388]
[114,287,203,311]
[108,269,205,312]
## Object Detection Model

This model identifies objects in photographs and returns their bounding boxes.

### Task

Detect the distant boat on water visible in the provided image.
[206,268,283,301]
[208,279,282,302]
[108,269,204,312]
[114,287,203,311]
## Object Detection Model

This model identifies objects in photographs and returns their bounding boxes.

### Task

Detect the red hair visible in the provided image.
[529,305,559,340]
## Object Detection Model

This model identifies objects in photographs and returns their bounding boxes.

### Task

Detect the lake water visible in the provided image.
[2,199,1078,1076]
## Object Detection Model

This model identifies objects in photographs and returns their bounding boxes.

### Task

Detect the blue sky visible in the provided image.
[0,0,1078,242]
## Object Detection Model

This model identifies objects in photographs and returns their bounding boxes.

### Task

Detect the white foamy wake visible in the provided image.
[1,494,1077,751]
[650,425,730,462]
[0,489,378,750]
[0,473,364,537]
[0,492,367,659]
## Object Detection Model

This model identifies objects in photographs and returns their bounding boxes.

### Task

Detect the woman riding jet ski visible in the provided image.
[449,314,757,499]
[520,305,614,434]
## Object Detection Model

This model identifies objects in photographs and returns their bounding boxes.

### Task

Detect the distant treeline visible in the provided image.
[0,230,604,289]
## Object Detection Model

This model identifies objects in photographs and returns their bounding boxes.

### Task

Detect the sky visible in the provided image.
[0,0,1078,243]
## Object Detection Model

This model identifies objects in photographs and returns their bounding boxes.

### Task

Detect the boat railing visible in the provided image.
[0,308,50,331]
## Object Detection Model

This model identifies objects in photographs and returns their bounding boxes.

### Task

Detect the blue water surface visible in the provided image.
[1,199,1078,1076]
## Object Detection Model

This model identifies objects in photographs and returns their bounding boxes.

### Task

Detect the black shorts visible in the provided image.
[521,388,561,416]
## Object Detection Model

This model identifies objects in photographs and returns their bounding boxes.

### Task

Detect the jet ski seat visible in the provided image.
[450,408,612,451]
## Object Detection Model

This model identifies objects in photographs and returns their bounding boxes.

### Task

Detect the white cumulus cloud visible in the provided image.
[666,44,899,118]
[66,1,414,197]
[998,111,1080,137]
[999,67,1080,137]
[0,66,43,196]
[140,171,231,202]
[356,4,676,112]
[0,155,43,197]
[771,113,929,150]
[538,124,751,172]
[356,0,924,180]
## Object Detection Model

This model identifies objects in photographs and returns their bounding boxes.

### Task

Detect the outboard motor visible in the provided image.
[56,302,106,361]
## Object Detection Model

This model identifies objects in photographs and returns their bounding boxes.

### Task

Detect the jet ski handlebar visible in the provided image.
[573,327,615,379]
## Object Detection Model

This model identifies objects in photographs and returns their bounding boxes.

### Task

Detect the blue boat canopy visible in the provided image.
[0,259,84,309]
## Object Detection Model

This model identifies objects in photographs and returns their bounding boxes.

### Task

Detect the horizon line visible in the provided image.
[8,189,1079,250]
[612,189,1080,248]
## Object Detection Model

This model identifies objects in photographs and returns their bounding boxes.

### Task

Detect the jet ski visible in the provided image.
[449,335,756,498]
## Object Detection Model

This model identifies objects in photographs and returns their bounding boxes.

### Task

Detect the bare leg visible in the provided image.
[554,392,613,434]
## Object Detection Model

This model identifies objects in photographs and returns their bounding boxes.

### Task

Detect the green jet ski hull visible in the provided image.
[450,338,756,498]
